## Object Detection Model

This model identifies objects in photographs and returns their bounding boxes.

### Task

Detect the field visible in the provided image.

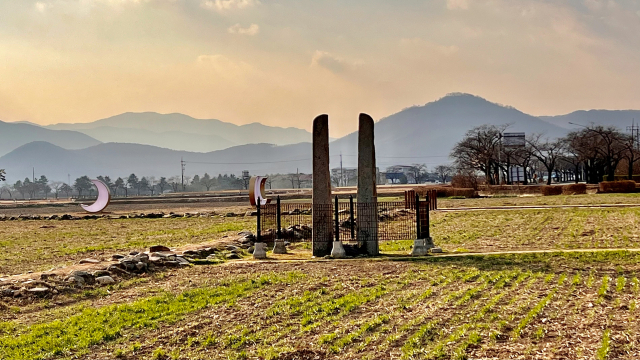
[2,192,640,359]
[2,252,640,359]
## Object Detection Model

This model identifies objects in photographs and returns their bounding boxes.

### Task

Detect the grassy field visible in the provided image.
[5,201,640,275]
[0,217,254,275]
[1,251,640,359]
[437,193,640,208]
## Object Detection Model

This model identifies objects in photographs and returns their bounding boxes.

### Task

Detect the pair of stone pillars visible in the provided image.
[312,114,378,257]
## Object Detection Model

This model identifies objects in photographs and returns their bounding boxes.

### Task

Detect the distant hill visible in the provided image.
[45,112,312,152]
[0,120,101,157]
[329,93,568,168]
[540,110,640,130]
[0,141,312,183]
[5,93,640,183]
[72,126,238,153]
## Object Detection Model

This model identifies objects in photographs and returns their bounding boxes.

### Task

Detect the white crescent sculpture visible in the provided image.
[249,176,271,207]
[81,179,111,213]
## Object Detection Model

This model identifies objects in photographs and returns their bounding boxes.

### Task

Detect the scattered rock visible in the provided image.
[96,276,115,285]
[150,245,170,252]
[129,251,140,256]
[27,287,50,296]
[93,270,111,277]
[430,247,443,253]
[111,254,125,260]
[226,253,241,260]
[247,246,255,254]
[79,258,100,264]
[69,270,95,284]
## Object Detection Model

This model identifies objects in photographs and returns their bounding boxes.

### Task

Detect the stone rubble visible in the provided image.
[0,230,260,299]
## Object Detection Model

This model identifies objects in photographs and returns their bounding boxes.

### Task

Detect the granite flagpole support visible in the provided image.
[357,113,379,256]
[312,114,333,257]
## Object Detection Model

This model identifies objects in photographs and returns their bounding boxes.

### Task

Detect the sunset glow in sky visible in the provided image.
[1,0,640,136]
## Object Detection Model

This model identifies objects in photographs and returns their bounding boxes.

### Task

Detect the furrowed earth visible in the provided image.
[2,192,640,359]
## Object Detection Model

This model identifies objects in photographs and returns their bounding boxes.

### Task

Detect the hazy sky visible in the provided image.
[1,0,639,137]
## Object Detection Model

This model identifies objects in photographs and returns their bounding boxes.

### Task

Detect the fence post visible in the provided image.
[349,195,355,240]
[257,198,261,243]
[415,193,421,239]
[425,194,431,239]
[334,196,340,243]
[276,196,282,239]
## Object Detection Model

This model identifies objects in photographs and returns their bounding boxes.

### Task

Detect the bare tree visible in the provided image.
[51,181,64,199]
[434,165,454,183]
[527,135,565,185]
[451,124,507,185]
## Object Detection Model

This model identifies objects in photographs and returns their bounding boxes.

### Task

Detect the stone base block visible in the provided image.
[411,238,434,256]
[253,243,268,259]
[331,241,347,259]
[273,239,287,254]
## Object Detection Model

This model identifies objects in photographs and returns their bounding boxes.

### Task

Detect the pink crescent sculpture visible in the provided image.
[249,176,271,207]
[81,179,111,213]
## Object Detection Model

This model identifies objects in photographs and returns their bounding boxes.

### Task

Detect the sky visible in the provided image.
[1,0,640,137]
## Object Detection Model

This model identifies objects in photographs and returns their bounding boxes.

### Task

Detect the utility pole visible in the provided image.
[181,158,186,191]
[627,119,639,150]
[340,153,344,187]
[32,167,35,183]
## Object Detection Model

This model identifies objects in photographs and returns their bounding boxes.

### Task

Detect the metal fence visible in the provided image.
[257,195,431,242]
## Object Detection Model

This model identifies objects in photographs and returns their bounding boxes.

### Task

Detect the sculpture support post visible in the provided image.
[357,113,379,255]
[312,114,333,257]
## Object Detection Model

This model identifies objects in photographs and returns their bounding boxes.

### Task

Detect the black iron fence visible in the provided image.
[257,195,431,242]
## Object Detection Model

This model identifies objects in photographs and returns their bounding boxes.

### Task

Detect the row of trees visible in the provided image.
[451,124,640,185]
[0,171,256,199]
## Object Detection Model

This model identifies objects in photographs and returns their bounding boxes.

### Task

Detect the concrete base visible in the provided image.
[253,243,268,259]
[331,241,347,259]
[411,238,434,256]
[273,239,287,254]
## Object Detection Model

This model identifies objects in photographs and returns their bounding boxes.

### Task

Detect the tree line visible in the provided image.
[450,124,640,185]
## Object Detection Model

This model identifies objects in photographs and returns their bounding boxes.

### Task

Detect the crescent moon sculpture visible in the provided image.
[249,176,271,207]
[81,179,111,213]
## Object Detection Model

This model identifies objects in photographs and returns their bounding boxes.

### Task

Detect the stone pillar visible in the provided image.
[357,113,379,255]
[312,114,333,257]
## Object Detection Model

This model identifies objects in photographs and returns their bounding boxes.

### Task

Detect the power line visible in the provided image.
[184,158,311,165]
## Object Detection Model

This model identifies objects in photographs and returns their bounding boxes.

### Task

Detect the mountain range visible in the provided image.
[1,93,640,183]
[45,112,312,153]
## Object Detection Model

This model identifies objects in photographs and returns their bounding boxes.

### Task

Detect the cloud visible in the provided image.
[228,23,259,35]
[310,51,363,74]
[35,1,52,12]
[201,0,259,12]
[446,0,469,10]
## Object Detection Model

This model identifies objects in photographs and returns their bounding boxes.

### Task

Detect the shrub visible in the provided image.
[451,173,478,190]
[602,175,640,182]
[541,186,563,196]
[453,188,476,198]
[562,184,587,195]
[599,180,637,193]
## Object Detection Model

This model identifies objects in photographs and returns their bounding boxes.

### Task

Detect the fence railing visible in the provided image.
[257,194,432,242]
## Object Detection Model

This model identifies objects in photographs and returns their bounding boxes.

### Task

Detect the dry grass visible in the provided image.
[430,207,640,253]
[438,192,640,208]
[0,216,254,276]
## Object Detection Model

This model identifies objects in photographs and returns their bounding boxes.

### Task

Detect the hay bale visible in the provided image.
[599,180,637,193]
[561,183,587,195]
[541,185,563,196]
